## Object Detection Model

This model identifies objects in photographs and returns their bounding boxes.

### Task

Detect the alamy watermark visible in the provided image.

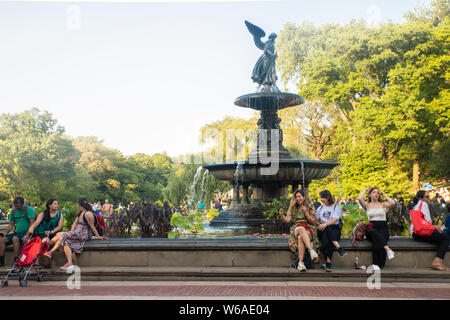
[183,128,287,175]
[66,265,81,290]
[366,265,381,290]
[66,5,81,30]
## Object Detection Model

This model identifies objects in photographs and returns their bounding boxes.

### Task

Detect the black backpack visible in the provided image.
[83,211,104,237]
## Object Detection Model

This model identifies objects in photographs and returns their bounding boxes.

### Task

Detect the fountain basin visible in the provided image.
[204,159,338,184]
[204,159,338,226]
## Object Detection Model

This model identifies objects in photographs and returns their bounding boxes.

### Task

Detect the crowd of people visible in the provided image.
[280,186,450,272]
[0,197,107,271]
[0,184,448,273]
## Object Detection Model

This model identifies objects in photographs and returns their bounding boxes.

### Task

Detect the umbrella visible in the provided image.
[424,184,435,191]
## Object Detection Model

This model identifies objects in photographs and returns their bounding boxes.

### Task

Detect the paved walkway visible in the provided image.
[0,281,449,299]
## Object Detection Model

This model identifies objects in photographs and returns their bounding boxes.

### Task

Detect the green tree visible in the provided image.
[0,108,80,202]
[276,1,449,194]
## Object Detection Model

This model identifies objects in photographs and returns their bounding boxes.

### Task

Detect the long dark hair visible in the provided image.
[293,189,306,208]
[43,198,57,222]
[77,197,94,217]
[319,190,334,205]
[367,187,383,203]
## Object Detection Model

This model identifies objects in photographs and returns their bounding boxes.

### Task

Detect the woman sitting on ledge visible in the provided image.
[358,186,396,269]
[279,189,318,271]
[314,190,347,272]
[44,197,107,270]
[28,199,64,242]
[409,190,449,271]
[27,198,64,267]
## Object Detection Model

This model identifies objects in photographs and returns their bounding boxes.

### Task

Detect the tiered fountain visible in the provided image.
[204,21,338,226]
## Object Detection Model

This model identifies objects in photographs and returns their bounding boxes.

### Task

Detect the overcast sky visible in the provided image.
[0,0,424,157]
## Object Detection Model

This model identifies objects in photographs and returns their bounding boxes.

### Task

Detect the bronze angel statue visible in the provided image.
[245,20,280,92]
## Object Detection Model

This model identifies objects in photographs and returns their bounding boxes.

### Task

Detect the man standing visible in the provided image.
[102,199,113,217]
[0,197,36,267]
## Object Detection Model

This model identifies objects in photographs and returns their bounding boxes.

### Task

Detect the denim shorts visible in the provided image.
[5,231,28,246]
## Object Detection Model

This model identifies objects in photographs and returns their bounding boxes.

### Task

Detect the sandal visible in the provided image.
[431,263,447,271]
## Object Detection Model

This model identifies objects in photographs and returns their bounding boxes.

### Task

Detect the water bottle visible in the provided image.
[354,256,359,269]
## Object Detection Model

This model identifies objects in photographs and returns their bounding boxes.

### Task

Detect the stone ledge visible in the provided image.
[4,237,448,251]
[79,237,449,251]
[1,267,448,283]
[4,238,449,269]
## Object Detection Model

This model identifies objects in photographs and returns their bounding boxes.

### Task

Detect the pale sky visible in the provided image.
[0,0,423,157]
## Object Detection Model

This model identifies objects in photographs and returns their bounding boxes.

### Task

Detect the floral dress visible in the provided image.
[60,213,92,254]
[287,204,318,253]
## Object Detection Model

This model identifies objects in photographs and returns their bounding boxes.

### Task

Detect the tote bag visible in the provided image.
[410,202,435,237]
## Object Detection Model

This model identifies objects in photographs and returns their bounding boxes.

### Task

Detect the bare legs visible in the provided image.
[63,245,73,266]
[48,232,64,254]
[294,226,312,262]
[0,236,21,261]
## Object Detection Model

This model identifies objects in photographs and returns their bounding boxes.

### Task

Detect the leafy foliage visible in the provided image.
[0,109,172,206]
[169,209,205,238]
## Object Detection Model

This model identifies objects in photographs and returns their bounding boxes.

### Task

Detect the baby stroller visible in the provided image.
[1,235,50,287]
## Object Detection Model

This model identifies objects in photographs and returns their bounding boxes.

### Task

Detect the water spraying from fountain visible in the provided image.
[189,166,204,205]
[199,169,209,203]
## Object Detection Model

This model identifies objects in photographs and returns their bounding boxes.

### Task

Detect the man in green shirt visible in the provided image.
[0,197,36,267]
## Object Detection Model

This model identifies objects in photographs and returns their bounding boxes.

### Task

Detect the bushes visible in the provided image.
[59,201,79,231]
[169,209,204,238]
[263,197,293,234]
[341,204,368,238]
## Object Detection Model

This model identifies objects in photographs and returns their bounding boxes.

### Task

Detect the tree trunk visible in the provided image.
[413,160,420,191]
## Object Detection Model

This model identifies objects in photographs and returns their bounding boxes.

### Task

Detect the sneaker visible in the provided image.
[60,263,73,270]
[326,263,333,272]
[321,263,327,269]
[297,261,307,271]
[387,250,395,260]
[338,247,347,256]
[309,249,318,261]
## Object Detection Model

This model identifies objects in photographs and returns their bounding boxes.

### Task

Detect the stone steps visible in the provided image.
[2,266,449,283]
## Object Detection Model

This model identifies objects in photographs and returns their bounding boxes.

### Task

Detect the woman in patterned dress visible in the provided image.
[279,189,319,271]
[44,197,106,270]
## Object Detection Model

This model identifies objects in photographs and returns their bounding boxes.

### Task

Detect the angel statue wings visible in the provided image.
[245,20,280,92]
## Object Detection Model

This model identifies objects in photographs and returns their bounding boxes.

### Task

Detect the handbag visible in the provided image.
[410,202,435,237]
[352,220,367,247]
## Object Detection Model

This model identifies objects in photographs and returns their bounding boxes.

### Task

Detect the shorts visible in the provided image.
[298,222,312,235]
[4,231,28,246]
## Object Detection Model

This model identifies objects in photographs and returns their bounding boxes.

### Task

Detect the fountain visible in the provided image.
[204,20,338,227]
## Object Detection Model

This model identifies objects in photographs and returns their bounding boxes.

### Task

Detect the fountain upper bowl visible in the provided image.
[234,92,305,111]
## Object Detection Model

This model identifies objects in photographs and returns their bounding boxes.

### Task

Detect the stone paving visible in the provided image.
[0,281,449,299]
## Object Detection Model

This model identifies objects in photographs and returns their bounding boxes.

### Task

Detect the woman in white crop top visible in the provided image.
[357,186,396,268]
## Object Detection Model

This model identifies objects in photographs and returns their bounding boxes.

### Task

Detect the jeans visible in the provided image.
[317,225,341,260]
[413,230,450,260]
[365,221,389,268]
